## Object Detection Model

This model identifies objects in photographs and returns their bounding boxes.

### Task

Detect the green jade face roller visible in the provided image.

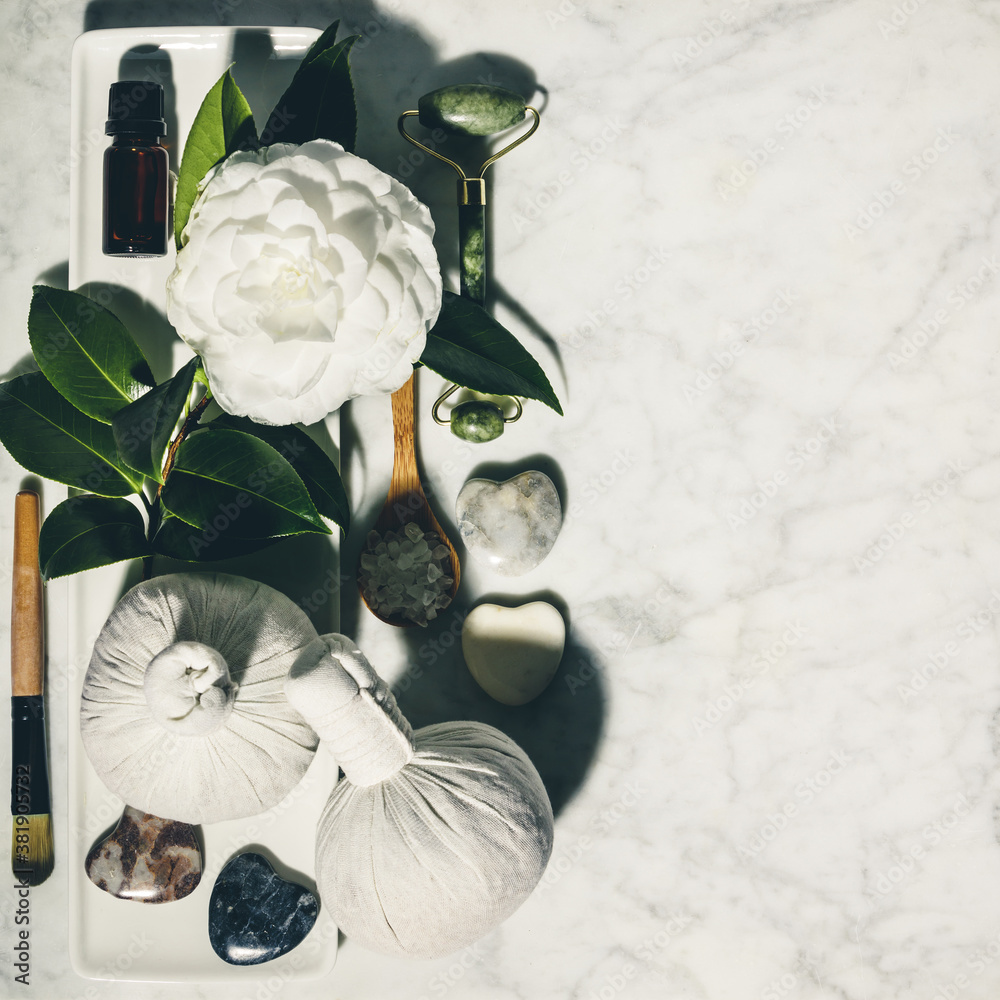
[398,84,540,442]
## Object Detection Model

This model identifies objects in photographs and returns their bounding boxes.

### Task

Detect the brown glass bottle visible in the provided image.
[103,81,168,257]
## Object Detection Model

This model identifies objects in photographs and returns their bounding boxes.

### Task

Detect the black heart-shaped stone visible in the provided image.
[209,852,319,965]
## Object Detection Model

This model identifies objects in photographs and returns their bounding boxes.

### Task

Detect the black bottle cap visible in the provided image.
[105,80,167,137]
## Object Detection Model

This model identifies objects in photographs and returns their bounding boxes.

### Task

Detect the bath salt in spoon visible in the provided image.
[357,374,460,627]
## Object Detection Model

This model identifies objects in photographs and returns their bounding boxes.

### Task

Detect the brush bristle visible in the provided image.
[12,814,53,887]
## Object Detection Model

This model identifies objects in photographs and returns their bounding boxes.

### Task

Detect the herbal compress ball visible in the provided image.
[81,573,320,824]
[285,635,554,958]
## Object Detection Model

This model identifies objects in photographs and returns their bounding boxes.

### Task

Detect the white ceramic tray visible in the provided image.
[67,26,340,983]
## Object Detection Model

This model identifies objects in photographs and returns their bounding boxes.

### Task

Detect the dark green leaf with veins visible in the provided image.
[151,511,279,563]
[420,292,563,414]
[38,495,150,580]
[0,372,143,496]
[160,428,330,540]
[113,357,200,483]
[209,414,350,533]
[28,285,154,423]
[262,34,359,149]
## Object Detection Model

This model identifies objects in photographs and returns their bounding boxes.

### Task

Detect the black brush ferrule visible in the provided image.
[10,696,50,816]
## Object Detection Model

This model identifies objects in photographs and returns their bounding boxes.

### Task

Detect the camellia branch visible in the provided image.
[157,390,213,496]
[141,389,214,580]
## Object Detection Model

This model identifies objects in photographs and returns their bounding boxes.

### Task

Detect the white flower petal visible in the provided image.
[167,139,442,425]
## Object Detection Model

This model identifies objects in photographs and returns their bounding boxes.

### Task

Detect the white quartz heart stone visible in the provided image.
[456,471,562,576]
[462,602,566,706]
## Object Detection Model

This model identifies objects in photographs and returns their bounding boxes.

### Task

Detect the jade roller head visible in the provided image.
[416,83,530,136]
[431,382,522,443]
[398,83,540,306]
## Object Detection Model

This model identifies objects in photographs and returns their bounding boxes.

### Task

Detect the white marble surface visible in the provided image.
[3,0,1000,997]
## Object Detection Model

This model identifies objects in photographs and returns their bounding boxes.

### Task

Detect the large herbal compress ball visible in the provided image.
[285,635,554,958]
[81,573,320,825]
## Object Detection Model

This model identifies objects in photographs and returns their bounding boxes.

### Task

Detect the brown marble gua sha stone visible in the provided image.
[85,805,202,903]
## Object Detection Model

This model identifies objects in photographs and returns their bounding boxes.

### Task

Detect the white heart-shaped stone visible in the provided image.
[462,602,566,706]
[456,471,562,576]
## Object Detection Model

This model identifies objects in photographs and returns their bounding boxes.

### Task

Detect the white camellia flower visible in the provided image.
[166,139,442,426]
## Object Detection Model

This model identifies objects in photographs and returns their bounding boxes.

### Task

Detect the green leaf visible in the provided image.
[421,292,563,414]
[160,428,331,540]
[209,414,349,533]
[174,69,257,248]
[38,495,150,580]
[113,357,199,483]
[151,511,278,563]
[299,20,342,70]
[0,372,143,496]
[262,34,359,149]
[28,285,154,423]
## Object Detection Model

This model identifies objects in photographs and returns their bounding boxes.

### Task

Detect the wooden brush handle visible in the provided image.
[11,491,43,698]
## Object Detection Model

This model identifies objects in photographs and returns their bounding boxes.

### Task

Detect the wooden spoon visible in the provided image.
[358,373,460,627]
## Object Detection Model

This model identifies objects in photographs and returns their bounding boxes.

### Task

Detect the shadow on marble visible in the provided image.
[3,262,68,380]
[36,261,69,290]
[392,604,605,816]
[1,353,39,381]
